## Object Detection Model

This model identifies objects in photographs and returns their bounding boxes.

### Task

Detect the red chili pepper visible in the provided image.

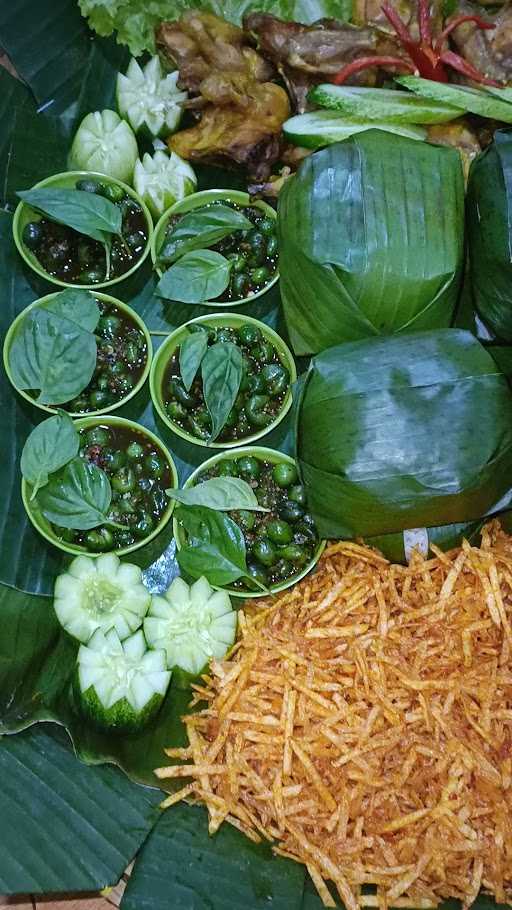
[332,0,501,87]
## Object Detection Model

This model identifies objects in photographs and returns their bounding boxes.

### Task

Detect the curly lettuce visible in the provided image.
[78,0,352,57]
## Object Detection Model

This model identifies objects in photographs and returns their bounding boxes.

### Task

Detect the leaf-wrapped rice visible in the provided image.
[467,129,512,342]
[296,329,512,539]
[278,130,464,355]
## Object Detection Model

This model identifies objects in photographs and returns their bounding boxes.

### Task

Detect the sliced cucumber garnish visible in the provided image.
[395,76,512,124]
[308,85,464,124]
[133,150,197,219]
[117,56,188,139]
[283,111,426,148]
[68,109,139,184]
[54,553,150,643]
[76,628,171,733]
[144,576,237,676]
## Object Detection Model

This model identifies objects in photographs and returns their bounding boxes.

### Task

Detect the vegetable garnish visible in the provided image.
[133,150,197,220]
[331,0,501,86]
[283,111,427,148]
[21,411,79,499]
[144,576,236,675]
[76,628,170,733]
[156,521,512,907]
[68,110,138,183]
[54,553,150,643]
[117,56,188,139]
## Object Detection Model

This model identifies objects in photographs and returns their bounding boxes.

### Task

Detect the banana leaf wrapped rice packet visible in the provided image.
[278,131,464,355]
[468,129,512,343]
[295,329,512,540]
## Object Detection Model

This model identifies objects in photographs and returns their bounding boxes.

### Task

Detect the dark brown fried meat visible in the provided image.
[244,12,380,111]
[448,0,512,84]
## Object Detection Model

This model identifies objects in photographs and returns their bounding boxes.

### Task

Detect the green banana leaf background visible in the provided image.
[1,2,511,908]
[296,329,512,538]
[278,133,465,355]
[467,129,512,343]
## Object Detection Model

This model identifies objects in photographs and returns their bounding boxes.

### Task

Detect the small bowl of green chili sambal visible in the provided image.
[4,291,152,417]
[173,447,325,598]
[13,171,153,290]
[150,313,296,448]
[151,189,279,307]
[22,416,177,557]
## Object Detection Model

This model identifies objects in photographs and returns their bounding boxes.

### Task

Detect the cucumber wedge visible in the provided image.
[309,85,464,124]
[480,86,512,105]
[396,76,512,124]
[76,628,171,733]
[117,56,188,139]
[144,576,237,676]
[133,150,197,220]
[283,111,427,148]
[68,109,138,184]
[54,553,151,643]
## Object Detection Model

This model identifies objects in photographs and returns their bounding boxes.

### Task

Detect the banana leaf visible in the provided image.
[467,129,512,343]
[296,328,512,539]
[278,131,465,355]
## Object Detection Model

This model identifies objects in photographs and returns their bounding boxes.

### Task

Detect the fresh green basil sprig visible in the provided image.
[17,187,125,279]
[158,205,253,266]
[167,476,269,512]
[21,413,123,530]
[176,504,250,587]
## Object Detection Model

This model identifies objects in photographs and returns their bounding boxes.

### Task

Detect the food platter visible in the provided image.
[1,0,512,908]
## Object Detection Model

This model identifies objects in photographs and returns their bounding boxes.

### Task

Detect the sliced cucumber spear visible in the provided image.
[395,76,512,124]
[144,576,237,676]
[133,150,197,220]
[117,56,188,139]
[54,554,150,643]
[308,85,464,124]
[283,111,427,148]
[76,628,171,733]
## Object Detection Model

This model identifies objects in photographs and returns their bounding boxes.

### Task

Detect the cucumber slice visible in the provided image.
[117,56,188,139]
[68,109,139,184]
[396,76,512,124]
[76,628,171,733]
[308,85,464,124]
[133,150,197,219]
[144,576,237,676]
[283,112,427,148]
[54,553,151,643]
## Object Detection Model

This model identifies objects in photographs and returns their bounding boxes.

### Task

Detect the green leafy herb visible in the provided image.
[201,341,243,442]
[9,308,98,405]
[156,250,232,304]
[44,289,101,332]
[176,504,248,587]
[36,457,113,530]
[179,328,209,392]
[17,188,122,243]
[158,205,253,265]
[167,477,269,512]
[21,412,79,499]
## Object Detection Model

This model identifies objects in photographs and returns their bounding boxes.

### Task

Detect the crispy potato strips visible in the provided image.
[156,522,512,909]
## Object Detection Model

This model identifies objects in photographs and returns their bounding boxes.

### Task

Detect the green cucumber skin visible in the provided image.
[73,673,164,734]
[284,123,425,149]
[309,85,463,124]
[396,76,512,124]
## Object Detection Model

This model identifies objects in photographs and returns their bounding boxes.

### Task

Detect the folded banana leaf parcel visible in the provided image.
[278,130,465,355]
[295,329,512,540]
[468,129,512,343]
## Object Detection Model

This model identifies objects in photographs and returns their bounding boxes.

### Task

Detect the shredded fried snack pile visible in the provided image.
[156,522,512,909]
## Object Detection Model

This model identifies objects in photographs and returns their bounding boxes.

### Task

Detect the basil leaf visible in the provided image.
[177,505,248,587]
[201,341,243,442]
[9,309,97,405]
[36,457,112,530]
[179,328,208,392]
[17,188,122,244]
[159,204,253,265]
[156,250,232,304]
[20,412,79,499]
[43,289,101,333]
[167,477,269,512]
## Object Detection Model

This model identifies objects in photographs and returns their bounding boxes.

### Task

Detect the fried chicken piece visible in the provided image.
[244,12,380,111]
[169,82,290,181]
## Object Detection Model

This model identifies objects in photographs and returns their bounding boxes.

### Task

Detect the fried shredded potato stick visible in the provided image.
[158,521,512,908]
